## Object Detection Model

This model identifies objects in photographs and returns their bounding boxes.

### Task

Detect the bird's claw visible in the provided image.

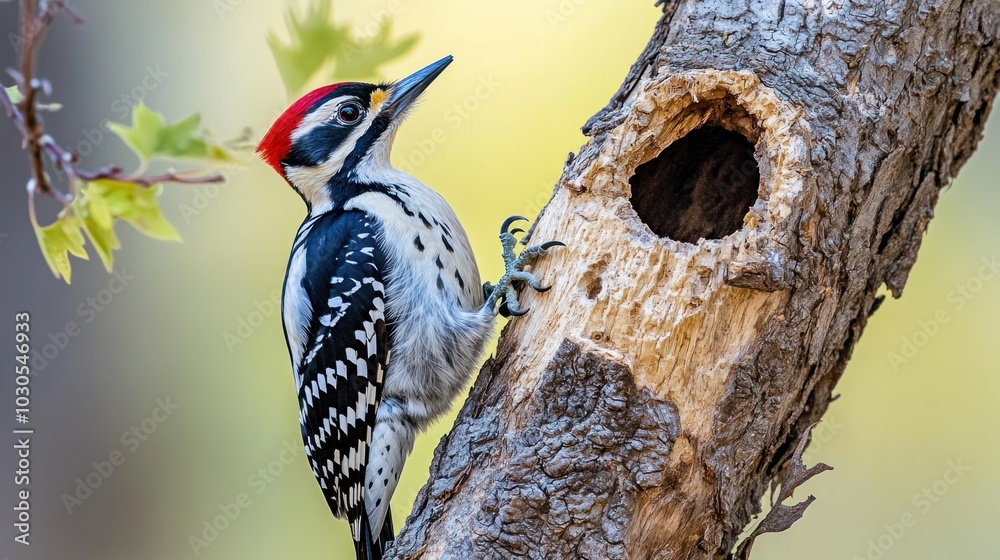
[499,301,529,318]
[485,215,565,317]
[500,215,528,236]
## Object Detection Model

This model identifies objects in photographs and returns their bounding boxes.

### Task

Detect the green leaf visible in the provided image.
[34,214,89,283]
[267,0,347,95]
[331,21,419,81]
[84,179,182,242]
[76,186,120,270]
[108,102,233,164]
[121,186,182,241]
[5,85,22,104]
[85,187,113,230]
[81,213,120,271]
[268,0,419,95]
[61,179,181,274]
[4,85,58,110]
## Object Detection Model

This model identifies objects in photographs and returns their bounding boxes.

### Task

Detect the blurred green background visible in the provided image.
[0,1,997,559]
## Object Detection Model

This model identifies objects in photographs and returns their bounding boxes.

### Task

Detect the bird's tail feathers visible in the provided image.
[354,507,394,560]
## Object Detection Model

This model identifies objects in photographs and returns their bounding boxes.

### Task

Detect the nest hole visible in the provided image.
[629,125,760,243]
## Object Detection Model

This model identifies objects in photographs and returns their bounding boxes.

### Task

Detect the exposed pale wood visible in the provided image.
[388,1,1000,558]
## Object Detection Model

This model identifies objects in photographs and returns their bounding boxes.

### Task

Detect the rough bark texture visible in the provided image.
[389,1,1000,558]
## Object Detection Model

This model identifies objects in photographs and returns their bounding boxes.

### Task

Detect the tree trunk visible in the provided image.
[389,1,1000,558]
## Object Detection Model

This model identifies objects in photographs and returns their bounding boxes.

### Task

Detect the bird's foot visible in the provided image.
[483,215,564,317]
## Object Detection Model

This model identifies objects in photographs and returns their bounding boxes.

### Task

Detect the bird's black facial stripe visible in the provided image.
[285,125,356,168]
[339,112,392,180]
[284,83,379,169]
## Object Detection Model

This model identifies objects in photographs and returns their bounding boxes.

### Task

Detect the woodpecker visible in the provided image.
[257,56,561,560]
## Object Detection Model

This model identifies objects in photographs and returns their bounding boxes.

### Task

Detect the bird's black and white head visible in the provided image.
[257,56,453,213]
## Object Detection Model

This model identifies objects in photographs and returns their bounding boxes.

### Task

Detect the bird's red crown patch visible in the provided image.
[256,83,345,175]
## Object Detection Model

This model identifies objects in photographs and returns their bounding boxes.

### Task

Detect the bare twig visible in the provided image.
[18,0,69,201]
[732,424,833,560]
[75,165,225,186]
[26,179,38,228]
[2,0,224,211]
[36,134,224,185]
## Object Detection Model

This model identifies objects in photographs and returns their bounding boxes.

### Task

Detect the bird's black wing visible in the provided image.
[294,210,390,554]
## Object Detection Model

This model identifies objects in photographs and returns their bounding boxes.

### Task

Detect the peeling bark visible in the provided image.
[389,1,1000,558]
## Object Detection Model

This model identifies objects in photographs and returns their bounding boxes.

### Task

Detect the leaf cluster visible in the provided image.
[266,0,419,96]
[34,104,231,282]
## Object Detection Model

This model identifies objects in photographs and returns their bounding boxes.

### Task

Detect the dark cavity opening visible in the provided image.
[629,126,760,243]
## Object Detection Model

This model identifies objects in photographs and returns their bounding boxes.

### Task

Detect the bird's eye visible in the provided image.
[336,102,364,124]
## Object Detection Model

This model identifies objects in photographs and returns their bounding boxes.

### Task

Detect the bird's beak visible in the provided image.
[384,55,453,120]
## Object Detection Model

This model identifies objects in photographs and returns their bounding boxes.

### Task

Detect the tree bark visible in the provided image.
[389,1,1000,558]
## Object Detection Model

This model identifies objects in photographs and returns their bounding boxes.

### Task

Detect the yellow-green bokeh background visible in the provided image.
[0,2,997,559]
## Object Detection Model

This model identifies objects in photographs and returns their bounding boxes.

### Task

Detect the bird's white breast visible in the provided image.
[345,175,493,425]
